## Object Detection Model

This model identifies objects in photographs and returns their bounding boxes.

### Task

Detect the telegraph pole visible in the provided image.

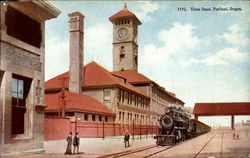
[58,77,68,117]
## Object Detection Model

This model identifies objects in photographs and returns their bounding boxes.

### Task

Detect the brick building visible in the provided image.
[44,5,184,138]
[0,1,60,157]
[112,70,184,125]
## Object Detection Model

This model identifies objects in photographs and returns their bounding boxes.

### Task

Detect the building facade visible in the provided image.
[0,1,60,157]
[44,5,184,138]
[112,70,185,126]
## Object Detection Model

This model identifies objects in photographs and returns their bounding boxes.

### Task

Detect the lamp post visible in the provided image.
[75,115,80,134]
[140,119,141,140]
[103,119,105,140]
[118,121,121,135]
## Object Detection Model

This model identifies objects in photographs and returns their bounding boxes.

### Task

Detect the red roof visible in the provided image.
[112,70,151,84]
[112,70,184,104]
[109,5,141,25]
[45,62,148,98]
[45,91,114,115]
[193,102,250,116]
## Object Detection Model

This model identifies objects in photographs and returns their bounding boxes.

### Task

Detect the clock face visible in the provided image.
[117,28,128,40]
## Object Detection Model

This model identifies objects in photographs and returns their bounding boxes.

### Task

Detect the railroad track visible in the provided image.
[193,134,216,158]
[98,139,191,158]
[98,134,217,158]
[193,132,224,158]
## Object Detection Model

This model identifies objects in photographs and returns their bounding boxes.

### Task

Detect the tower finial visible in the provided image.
[123,3,128,11]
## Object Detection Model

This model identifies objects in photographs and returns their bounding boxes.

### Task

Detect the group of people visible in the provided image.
[64,130,131,155]
[232,132,240,139]
[65,132,80,155]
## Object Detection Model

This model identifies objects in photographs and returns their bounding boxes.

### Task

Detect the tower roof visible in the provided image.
[109,3,141,25]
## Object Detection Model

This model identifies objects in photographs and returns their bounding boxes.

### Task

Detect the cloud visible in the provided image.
[182,24,249,67]
[45,22,112,81]
[135,1,160,22]
[45,38,69,81]
[85,23,112,70]
[141,22,199,65]
[184,47,246,66]
[221,24,249,47]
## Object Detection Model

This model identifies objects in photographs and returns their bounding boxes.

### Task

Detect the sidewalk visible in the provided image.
[19,135,156,158]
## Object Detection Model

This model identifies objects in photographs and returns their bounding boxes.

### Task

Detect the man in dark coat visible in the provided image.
[124,130,130,148]
[73,132,80,154]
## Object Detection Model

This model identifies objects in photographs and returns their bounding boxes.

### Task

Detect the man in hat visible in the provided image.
[73,132,80,154]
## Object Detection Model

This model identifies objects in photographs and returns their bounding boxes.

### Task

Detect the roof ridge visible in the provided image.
[88,62,121,84]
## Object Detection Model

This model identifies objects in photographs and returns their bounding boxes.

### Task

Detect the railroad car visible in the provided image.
[154,106,211,146]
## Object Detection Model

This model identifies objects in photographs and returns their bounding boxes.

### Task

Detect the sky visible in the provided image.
[45,1,250,126]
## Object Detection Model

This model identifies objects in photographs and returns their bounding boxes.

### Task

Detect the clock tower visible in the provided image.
[109,4,141,72]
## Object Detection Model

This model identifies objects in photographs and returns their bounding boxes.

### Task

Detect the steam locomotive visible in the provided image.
[154,106,211,146]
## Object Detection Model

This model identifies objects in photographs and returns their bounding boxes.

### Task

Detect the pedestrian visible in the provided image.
[73,132,80,154]
[64,132,72,155]
[124,130,130,148]
[236,133,240,139]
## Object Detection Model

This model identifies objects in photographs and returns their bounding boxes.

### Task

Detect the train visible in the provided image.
[154,106,211,146]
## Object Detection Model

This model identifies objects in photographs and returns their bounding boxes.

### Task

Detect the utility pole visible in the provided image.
[103,119,105,140]
[58,77,68,117]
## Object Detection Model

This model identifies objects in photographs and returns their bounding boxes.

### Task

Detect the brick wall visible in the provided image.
[45,117,159,141]
[44,117,71,141]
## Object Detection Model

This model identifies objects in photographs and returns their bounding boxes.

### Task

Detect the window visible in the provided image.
[105,116,108,122]
[122,112,125,123]
[99,115,102,122]
[0,71,4,86]
[119,111,121,121]
[5,6,41,48]
[11,74,32,135]
[120,46,125,61]
[118,89,121,102]
[124,91,128,104]
[66,112,75,117]
[132,95,135,106]
[12,78,24,105]
[92,115,96,121]
[138,97,141,107]
[121,90,124,103]
[127,92,130,104]
[103,89,111,101]
[84,114,88,121]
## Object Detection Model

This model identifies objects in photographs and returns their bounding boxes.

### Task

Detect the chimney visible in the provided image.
[68,12,84,93]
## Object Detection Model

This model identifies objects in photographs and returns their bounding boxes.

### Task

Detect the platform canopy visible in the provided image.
[193,102,250,116]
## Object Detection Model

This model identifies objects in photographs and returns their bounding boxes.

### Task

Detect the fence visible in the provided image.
[45,117,160,141]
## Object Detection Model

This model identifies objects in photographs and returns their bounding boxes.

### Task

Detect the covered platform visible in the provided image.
[193,102,250,130]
